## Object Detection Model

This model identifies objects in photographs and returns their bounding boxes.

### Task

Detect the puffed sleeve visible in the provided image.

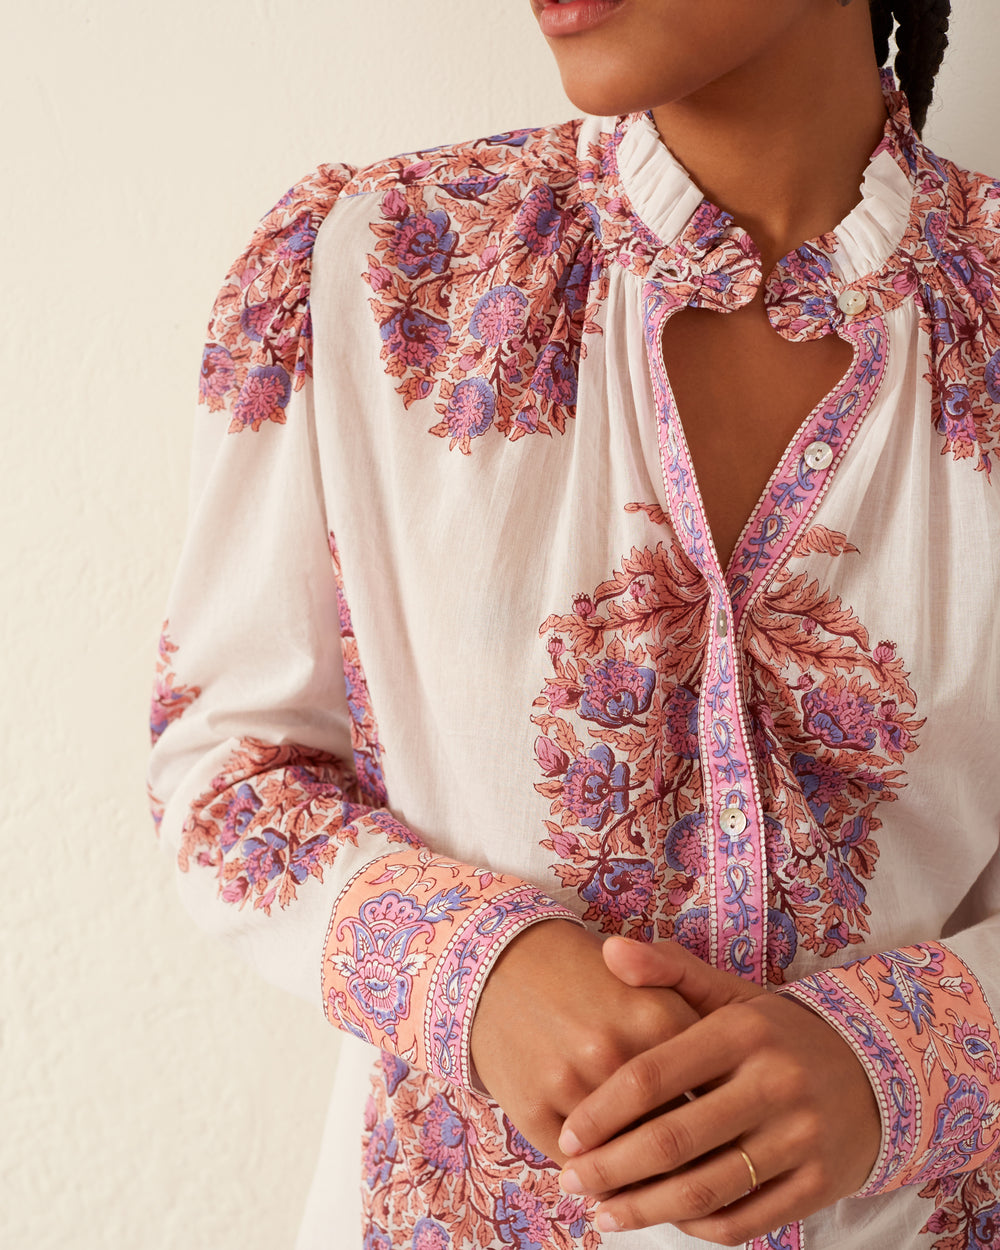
[148,169,581,1092]
[779,888,1000,1195]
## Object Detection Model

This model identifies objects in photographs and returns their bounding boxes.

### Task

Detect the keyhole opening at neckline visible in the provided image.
[658,295,856,571]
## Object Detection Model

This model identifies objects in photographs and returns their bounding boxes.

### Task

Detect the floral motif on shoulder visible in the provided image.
[362,1062,600,1249]
[180,737,412,913]
[329,532,388,806]
[744,525,924,973]
[531,503,712,945]
[150,622,201,745]
[916,158,1000,477]
[357,122,607,453]
[200,163,355,433]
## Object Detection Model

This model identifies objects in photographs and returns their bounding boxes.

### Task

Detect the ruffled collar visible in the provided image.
[584,69,950,342]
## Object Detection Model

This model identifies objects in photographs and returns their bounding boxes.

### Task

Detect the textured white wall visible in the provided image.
[3,3,997,1248]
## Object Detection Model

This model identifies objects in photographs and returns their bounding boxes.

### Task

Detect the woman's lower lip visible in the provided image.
[538,0,625,38]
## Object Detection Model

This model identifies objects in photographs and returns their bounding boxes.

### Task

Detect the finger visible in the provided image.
[560,1012,743,1155]
[559,1084,757,1196]
[673,1169,830,1246]
[590,1135,775,1232]
[602,937,765,1015]
[597,1160,815,1240]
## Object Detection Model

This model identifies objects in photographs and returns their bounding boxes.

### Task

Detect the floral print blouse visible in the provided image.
[149,71,1000,1250]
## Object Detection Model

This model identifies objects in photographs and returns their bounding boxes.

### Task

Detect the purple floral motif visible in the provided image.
[672,906,710,961]
[935,383,977,446]
[581,857,655,930]
[380,1049,409,1097]
[514,185,563,257]
[380,308,450,370]
[420,1094,474,1174]
[663,813,707,876]
[239,299,277,343]
[562,744,630,831]
[219,786,261,852]
[767,908,797,972]
[802,684,878,750]
[438,378,496,441]
[242,826,291,885]
[392,209,457,279]
[579,658,656,728]
[503,1114,549,1167]
[363,1116,397,1189]
[531,342,577,405]
[662,684,700,758]
[199,344,235,406]
[495,1180,551,1250]
[931,1074,993,1163]
[232,364,292,430]
[470,285,528,346]
[332,891,440,1034]
[791,751,847,824]
[363,1229,392,1250]
[412,1217,451,1250]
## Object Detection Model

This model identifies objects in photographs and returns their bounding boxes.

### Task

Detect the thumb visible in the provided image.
[602,936,765,1015]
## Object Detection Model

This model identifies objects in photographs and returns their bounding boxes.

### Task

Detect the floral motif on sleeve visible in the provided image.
[179,737,414,913]
[920,1150,1000,1250]
[361,1062,601,1249]
[358,124,605,452]
[149,623,201,745]
[200,163,355,433]
[531,509,712,946]
[781,942,1000,1196]
[329,532,388,807]
[743,526,924,976]
[322,848,581,1088]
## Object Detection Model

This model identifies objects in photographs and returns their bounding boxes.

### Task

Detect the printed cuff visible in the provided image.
[322,837,582,1090]
[779,941,1000,1196]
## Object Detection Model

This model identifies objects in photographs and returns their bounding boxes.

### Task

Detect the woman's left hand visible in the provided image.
[556,938,882,1245]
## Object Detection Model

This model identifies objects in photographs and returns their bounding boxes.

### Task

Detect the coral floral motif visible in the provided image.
[532,515,923,978]
[743,525,923,975]
[362,1064,599,1250]
[531,502,712,945]
[358,124,606,452]
[199,164,355,433]
[179,738,414,914]
[328,532,388,806]
[149,623,201,745]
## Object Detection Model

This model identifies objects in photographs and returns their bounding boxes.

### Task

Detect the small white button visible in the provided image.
[716,609,728,636]
[837,288,867,316]
[720,807,748,835]
[803,440,834,471]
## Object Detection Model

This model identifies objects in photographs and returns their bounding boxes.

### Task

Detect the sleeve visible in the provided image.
[778,895,1000,1196]
[148,168,582,1094]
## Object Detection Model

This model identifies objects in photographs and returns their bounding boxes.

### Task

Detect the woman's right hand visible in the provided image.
[469,919,700,1165]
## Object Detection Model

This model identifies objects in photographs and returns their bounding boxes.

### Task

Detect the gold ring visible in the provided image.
[736,1146,759,1194]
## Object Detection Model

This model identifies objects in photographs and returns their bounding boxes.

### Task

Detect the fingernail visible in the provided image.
[595,1208,623,1232]
[559,1127,583,1156]
[559,1167,583,1194]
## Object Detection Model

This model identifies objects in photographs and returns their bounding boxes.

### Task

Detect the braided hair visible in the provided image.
[868,0,952,134]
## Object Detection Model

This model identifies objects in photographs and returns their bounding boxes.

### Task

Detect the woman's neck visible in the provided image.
[651,9,889,275]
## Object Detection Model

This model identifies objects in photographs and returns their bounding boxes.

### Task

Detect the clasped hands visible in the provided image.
[469,920,880,1245]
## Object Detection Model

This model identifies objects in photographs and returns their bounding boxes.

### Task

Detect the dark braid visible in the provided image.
[867,0,952,134]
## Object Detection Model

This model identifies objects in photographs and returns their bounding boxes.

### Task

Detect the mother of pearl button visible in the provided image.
[803,440,834,471]
[837,288,868,316]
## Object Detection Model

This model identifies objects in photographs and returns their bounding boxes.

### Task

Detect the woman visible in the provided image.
[149,1,1000,1246]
